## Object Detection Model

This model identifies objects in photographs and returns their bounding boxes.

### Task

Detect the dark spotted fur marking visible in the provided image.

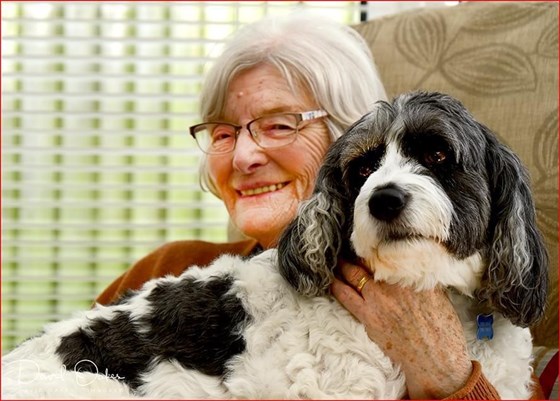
[56,274,249,389]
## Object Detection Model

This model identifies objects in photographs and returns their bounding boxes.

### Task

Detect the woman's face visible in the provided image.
[208,64,331,248]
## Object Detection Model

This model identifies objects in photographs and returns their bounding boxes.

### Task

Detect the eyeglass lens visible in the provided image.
[196,113,300,154]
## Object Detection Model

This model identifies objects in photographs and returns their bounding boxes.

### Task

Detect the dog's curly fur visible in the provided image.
[2,92,548,399]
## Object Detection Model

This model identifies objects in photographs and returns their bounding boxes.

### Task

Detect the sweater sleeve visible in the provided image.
[443,360,544,400]
[95,239,258,305]
[443,360,500,400]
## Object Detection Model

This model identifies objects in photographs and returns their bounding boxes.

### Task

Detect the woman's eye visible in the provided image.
[263,124,294,135]
[211,128,234,143]
[424,150,447,165]
[274,124,293,131]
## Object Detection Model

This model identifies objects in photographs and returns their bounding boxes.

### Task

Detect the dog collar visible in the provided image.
[476,313,494,340]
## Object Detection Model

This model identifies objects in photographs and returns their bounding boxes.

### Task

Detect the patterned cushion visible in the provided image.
[353,1,558,349]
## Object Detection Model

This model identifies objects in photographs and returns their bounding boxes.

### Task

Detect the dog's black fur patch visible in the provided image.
[56,310,151,388]
[56,274,249,389]
[142,274,249,377]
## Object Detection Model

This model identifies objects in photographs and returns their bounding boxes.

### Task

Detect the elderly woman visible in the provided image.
[96,14,502,400]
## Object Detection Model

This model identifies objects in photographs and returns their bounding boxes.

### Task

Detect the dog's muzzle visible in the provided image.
[368,184,410,222]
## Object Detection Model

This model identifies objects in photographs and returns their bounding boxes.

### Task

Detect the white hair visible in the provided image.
[196,12,387,196]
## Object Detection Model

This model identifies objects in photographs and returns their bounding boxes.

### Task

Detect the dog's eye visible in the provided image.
[423,150,447,165]
[345,145,385,192]
[358,165,374,178]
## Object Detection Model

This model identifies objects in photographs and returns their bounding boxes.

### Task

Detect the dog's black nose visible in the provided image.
[369,185,409,222]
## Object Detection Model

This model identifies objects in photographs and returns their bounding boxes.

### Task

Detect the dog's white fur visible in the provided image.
[2,251,407,399]
[350,143,534,399]
[2,92,545,399]
[1,245,534,399]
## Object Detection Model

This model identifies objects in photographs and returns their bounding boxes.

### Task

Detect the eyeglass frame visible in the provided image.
[189,109,329,154]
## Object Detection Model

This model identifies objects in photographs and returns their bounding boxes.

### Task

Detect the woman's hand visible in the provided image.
[331,260,473,400]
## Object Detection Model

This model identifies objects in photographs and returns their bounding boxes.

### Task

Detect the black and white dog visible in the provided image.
[2,92,548,399]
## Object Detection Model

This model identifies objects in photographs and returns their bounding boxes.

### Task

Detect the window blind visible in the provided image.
[1,1,365,354]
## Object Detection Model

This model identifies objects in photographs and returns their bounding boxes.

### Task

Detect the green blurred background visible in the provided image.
[1,1,364,354]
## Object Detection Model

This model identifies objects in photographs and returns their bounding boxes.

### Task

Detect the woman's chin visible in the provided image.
[233,204,297,247]
[228,183,305,245]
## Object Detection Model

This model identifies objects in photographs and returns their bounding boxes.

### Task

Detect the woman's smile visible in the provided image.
[238,182,288,197]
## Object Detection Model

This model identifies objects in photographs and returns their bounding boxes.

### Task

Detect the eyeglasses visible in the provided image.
[189,110,328,154]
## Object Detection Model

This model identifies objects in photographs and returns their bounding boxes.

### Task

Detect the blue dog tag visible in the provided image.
[476,313,494,340]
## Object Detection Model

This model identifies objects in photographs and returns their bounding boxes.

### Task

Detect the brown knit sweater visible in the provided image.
[95,240,543,400]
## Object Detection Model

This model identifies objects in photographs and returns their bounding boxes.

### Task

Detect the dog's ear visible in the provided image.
[479,127,549,327]
[277,143,348,297]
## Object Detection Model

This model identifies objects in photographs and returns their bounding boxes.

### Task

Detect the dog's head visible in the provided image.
[278,91,548,327]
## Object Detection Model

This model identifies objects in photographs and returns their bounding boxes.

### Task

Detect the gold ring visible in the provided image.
[356,275,371,294]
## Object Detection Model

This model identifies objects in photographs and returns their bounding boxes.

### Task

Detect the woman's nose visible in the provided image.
[231,129,268,174]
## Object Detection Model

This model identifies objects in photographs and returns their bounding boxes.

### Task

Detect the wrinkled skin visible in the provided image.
[332,261,472,399]
[208,64,331,249]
